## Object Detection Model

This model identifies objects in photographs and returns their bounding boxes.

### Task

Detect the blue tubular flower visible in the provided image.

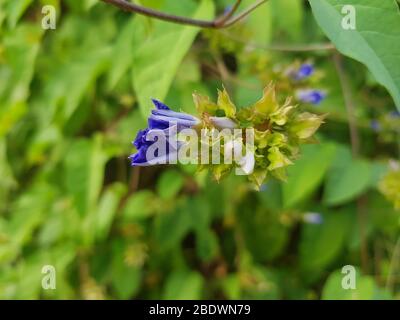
[292,63,314,81]
[389,110,400,118]
[370,119,381,132]
[296,89,326,105]
[129,99,200,166]
[303,212,323,224]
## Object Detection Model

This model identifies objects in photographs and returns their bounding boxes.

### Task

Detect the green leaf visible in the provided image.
[323,145,372,206]
[283,143,337,208]
[299,210,351,272]
[195,229,219,262]
[163,271,204,300]
[156,170,185,200]
[95,183,127,241]
[132,0,215,116]
[122,190,157,221]
[241,266,281,300]
[242,0,272,44]
[5,0,33,28]
[271,0,303,41]
[0,24,42,137]
[107,18,137,90]
[64,136,107,217]
[322,268,376,300]
[309,0,400,110]
[155,201,192,250]
[239,208,289,262]
[111,241,141,299]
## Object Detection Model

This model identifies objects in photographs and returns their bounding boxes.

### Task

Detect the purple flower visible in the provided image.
[389,110,400,118]
[129,99,200,166]
[370,119,381,132]
[293,63,315,81]
[303,212,323,224]
[296,89,326,105]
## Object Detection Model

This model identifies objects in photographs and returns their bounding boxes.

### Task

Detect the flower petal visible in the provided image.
[149,114,199,129]
[296,89,326,105]
[151,108,200,122]
[151,99,170,110]
[209,116,238,129]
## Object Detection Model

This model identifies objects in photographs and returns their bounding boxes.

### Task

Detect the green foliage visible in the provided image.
[323,145,372,206]
[309,0,400,110]
[283,143,337,208]
[132,0,215,116]
[0,0,399,301]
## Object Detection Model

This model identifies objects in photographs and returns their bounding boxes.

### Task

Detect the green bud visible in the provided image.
[253,84,280,117]
[267,146,293,171]
[217,87,236,118]
[193,92,218,115]
[289,112,325,139]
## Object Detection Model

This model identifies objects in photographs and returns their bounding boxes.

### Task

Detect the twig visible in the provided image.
[100,0,269,29]
[214,0,243,26]
[333,52,369,273]
[333,52,360,155]
[220,0,268,28]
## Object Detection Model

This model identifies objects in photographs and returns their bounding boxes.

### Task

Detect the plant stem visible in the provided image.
[333,52,369,273]
[101,0,269,29]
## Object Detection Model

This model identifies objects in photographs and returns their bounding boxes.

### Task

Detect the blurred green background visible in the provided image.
[0,0,399,299]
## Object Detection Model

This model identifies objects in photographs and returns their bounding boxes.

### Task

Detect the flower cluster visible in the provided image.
[370,110,400,143]
[129,85,325,188]
[379,161,400,210]
[285,62,327,106]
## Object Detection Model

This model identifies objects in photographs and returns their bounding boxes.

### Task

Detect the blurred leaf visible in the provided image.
[0,139,17,208]
[369,192,399,236]
[322,268,377,300]
[271,0,303,41]
[95,183,127,241]
[0,24,42,137]
[122,190,157,221]
[155,201,192,251]
[163,270,204,299]
[221,275,241,300]
[5,0,33,28]
[110,240,141,299]
[309,0,400,110]
[107,18,137,90]
[242,0,272,44]
[299,210,352,272]
[156,169,184,200]
[283,143,337,208]
[241,266,281,300]
[64,136,107,217]
[240,208,289,262]
[132,0,215,116]
[257,179,283,211]
[195,229,219,262]
[323,145,372,206]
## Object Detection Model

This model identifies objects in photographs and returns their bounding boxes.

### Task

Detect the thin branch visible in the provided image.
[333,52,360,155]
[100,0,270,29]
[221,0,268,28]
[214,0,243,26]
[333,52,369,273]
